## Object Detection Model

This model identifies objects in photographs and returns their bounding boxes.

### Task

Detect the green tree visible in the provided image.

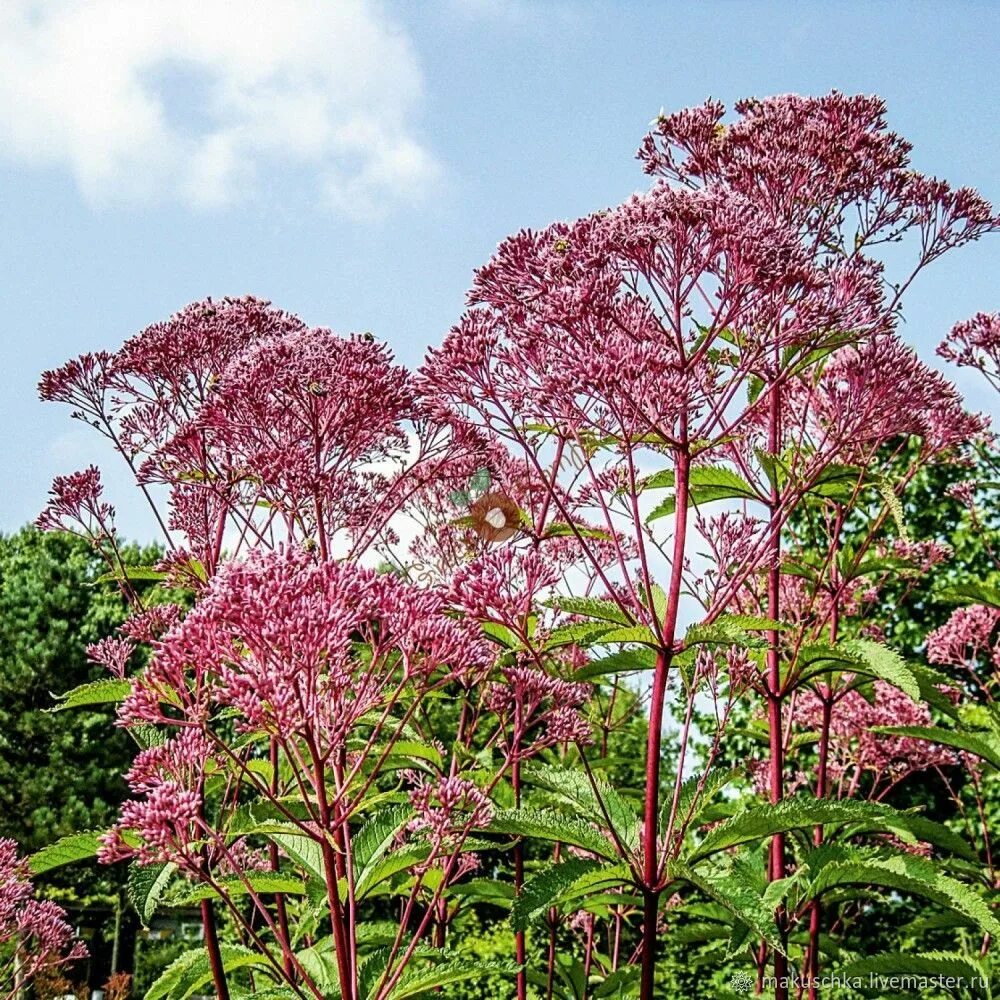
[0,526,148,850]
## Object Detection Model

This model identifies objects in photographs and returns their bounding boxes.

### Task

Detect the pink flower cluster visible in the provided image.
[36,466,115,540]
[487,664,592,753]
[407,775,493,854]
[38,296,432,572]
[122,546,489,738]
[939,312,1000,381]
[99,732,217,868]
[1,839,86,997]
[926,604,1000,673]
[795,682,956,787]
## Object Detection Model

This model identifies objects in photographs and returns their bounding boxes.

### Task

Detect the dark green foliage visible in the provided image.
[0,527,156,900]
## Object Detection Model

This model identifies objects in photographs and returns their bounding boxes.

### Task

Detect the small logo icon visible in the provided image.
[730,971,754,995]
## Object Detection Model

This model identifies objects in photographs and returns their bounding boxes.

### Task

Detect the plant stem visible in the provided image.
[766,379,789,1000]
[513,754,527,1000]
[639,445,689,999]
[200,899,230,1000]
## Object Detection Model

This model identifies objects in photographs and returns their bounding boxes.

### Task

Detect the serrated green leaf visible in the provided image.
[386,957,520,999]
[93,564,168,585]
[486,809,618,859]
[937,583,1000,608]
[666,858,785,954]
[689,798,975,863]
[353,805,413,880]
[545,622,616,649]
[546,595,633,626]
[169,872,306,907]
[875,725,1000,771]
[53,677,131,711]
[511,859,604,930]
[29,830,104,875]
[646,466,759,522]
[840,638,921,701]
[808,850,1000,939]
[575,647,658,680]
[128,861,176,925]
[145,944,270,1000]
[836,951,990,999]
[523,762,639,851]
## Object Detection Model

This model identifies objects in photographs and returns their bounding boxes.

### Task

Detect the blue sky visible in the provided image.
[2,0,998,539]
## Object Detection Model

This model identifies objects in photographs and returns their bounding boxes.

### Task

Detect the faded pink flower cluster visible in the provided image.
[794,682,956,790]
[926,604,1000,675]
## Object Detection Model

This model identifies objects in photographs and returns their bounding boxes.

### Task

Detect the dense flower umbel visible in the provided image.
[38,296,439,574]
[121,546,489,742]
[187,328,414,541]
[36,465,115,540]
[418,92,992,633]
[0,839,86,999]
[407,775,493,854]
[487,664,592,755]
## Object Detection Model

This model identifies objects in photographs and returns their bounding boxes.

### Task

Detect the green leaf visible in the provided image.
[511,859,605,930]
[542,522,614,541]
[713,614,788,632]
[145,944,271,1000]
[355,845,431,899]
[386,957,520,999]
[646,466,759,522]
[575,647,658,680]
[446,878,515,908]
[836,952,990,999]
[666,858,785,954]
[875,725,1000,772]
[353,805,413,887]
[797,639,921,702]
[807,850,1000,939]
[685,617,771,650]
[598,625,661,646]
[29,830,104,874]
[545,622,616,649]
[266,827,326,882]
[805,463,866,501]
[546,595,634,626]
[839,638,921,702]
[480,622,520,648]
[379,740,443,768]
[523,762,639,850]
[486,809,618,859]
[689,798,975,863]
[52,677,131,711]
[592,967,641,998]
[937,582,1000,608]
[93,564,168,585]
[128,861,176,925]
[169,872,307,906]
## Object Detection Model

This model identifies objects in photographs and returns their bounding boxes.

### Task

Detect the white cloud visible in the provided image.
[0,0,439,218]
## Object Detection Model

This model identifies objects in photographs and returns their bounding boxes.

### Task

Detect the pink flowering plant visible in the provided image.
[24,94,1000,1000]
